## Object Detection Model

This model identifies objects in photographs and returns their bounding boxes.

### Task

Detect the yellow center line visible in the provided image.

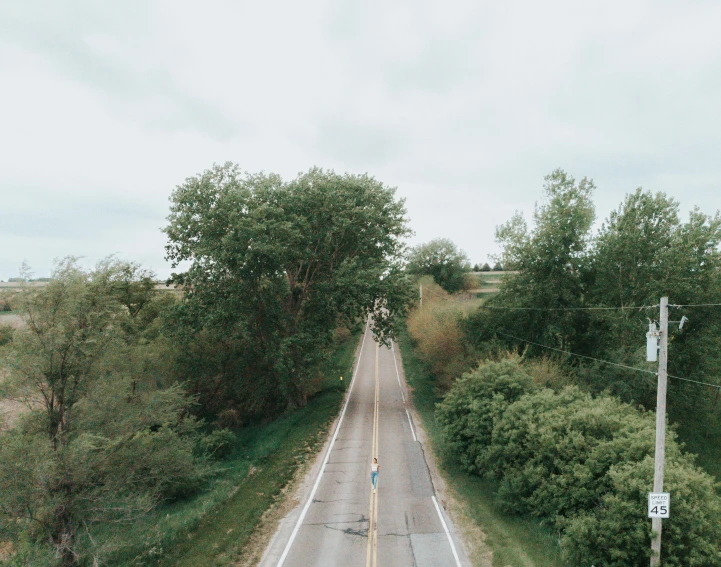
[366,343,380,567]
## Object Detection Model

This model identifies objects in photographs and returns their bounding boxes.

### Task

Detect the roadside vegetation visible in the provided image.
[404,169,721,566]
[0,165,412,566]
[398,324,563,567]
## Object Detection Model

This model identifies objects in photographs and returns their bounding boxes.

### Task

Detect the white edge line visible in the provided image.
[392,342,416,441]
[404,408,417,442]
[391,341,403,389]
[276,320,369,567]
[391,343,406,400]
[432,495,463,567]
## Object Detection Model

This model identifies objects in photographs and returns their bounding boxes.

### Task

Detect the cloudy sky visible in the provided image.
[1,0,720,279]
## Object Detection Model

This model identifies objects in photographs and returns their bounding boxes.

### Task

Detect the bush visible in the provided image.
[488,387,669,523]
[436,361,721,565]
[0,325,13,346]
[435,357,535,474]
[562,456,721,567]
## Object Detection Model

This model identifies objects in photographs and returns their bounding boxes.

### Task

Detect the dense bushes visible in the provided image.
[562,456,721,566]
[436,358,721,566]
[435,356,533,473]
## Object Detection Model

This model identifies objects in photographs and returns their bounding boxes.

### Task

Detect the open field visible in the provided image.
[0,281,181,295]
[467,271,514,296]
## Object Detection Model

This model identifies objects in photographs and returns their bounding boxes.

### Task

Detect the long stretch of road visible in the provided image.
[260,323,469,567]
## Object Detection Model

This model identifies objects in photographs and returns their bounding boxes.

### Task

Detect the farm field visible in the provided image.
[467,271,510,296]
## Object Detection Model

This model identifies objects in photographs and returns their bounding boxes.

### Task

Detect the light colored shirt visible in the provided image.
[371,463,379,472]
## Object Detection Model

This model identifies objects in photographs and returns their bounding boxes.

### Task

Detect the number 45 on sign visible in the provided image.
[648,493,670,518]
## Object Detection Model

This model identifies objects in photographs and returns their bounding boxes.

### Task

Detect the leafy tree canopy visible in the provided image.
[0,259,220,566]
[406,238,470,293]
[164,163,413,410]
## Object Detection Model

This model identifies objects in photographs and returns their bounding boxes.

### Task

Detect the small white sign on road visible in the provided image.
[648,492,670,518]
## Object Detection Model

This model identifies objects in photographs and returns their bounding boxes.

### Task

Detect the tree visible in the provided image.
[587,190,721,418]
[406,238,470,294]
[0,259,216,565]
[164,164,413,412]
[480,263,491,272]
[469,169,596,354]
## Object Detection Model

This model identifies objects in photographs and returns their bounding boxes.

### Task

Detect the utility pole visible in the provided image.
[650,296,669,567]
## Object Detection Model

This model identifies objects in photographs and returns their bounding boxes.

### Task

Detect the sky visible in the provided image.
[1,0,720,279]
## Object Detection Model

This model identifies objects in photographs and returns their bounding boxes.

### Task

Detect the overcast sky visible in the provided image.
[1,0,720,279]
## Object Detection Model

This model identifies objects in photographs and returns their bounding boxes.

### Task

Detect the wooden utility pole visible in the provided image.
[650,296,669,566]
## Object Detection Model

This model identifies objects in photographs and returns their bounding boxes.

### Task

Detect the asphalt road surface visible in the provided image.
[260,323,470,567]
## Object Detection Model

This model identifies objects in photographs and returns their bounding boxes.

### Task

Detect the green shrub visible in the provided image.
[562,456,721,567]
[435,357,535,474]
[0,325,13,346]
[437,361,721,565]
[488,386,672,523]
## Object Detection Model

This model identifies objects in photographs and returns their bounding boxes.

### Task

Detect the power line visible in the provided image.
[670,303,721,308]
[477,304,658,312]
[492,329,721,390]
[667,373,721,389]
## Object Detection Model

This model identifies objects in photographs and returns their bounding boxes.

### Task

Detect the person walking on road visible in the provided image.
[370,458,380,493]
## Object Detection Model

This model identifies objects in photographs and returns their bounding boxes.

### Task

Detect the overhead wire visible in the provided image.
[670,303,721,308]
[491,329,721,390]
[477,304,658,312]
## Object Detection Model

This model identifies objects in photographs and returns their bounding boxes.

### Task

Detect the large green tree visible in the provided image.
[164,163,413,413]
[468,169,596,353]
[587,190,721,417]
[406,238,470,293]
[0,259,214,566]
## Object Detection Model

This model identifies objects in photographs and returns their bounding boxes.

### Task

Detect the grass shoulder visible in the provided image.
[104,332,360,567]
[397,328,562,567]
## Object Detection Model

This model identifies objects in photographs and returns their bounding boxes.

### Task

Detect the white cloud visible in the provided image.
[1,0,719,277]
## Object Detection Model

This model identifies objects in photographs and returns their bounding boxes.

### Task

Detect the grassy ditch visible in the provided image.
[397,329,563,567]
[103,332,360,567]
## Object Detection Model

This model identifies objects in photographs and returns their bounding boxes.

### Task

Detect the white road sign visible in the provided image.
[648,492,670,518]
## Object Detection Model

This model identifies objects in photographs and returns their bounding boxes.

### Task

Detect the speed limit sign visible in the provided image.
[648,493,670,518]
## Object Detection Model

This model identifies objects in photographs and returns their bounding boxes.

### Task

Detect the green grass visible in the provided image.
[398,329,562,567]
[103,333,360,567]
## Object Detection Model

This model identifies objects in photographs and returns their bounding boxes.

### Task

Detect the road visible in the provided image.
[260,323,469,567]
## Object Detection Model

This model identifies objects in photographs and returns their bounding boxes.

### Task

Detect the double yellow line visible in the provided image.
[366,343,380,567]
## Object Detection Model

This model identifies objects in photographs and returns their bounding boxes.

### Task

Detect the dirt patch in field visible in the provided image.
[0,313,25,330]
[0,541,13,561]
[0,398,27,430]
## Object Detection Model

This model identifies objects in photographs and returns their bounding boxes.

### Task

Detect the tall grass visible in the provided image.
[407,278,476,391]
